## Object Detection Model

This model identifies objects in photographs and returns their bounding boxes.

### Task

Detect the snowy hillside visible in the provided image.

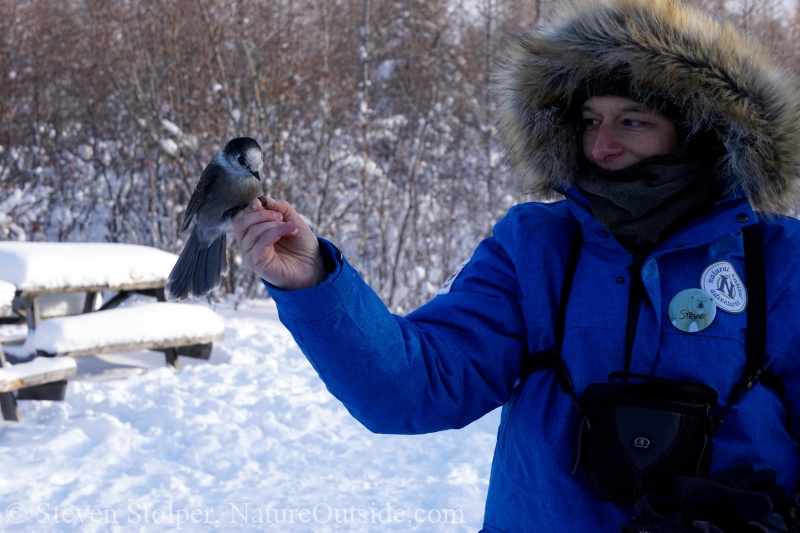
[0,298,499,532]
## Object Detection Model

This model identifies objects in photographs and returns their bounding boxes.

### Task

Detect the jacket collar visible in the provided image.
[563,187,756,261]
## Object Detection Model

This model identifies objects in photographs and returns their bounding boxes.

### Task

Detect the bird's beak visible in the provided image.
[251,170,261,181]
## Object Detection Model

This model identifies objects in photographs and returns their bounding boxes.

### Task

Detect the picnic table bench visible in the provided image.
[0,242,225,421]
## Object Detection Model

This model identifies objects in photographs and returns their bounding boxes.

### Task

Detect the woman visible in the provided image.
[233,0,800,530]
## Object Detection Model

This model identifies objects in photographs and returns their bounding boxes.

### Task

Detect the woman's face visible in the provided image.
[581,95,678,171]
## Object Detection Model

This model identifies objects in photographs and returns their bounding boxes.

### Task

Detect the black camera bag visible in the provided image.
[576,372,718,507]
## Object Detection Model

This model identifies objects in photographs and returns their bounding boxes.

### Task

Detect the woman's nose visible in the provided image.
[589,125,624,161]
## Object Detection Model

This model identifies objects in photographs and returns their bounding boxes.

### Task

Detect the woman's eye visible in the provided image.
[623,119,643,127]
[583,118,600,127]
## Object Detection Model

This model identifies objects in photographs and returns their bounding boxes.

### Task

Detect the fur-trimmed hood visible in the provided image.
[493,0,800,214]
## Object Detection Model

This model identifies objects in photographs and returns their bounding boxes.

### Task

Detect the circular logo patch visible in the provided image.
[668,288,716,333]
[700,261,747,314]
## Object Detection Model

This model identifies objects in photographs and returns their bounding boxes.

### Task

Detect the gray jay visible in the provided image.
[166,137,263,301]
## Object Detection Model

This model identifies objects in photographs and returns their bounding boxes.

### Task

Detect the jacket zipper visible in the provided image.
[621,398,712,415]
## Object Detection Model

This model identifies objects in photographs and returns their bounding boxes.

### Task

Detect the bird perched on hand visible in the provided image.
[166,137,263,301]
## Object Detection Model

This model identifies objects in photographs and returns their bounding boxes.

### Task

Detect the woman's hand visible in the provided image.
[232,197,327,290]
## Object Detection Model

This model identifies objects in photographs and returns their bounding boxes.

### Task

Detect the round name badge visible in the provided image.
[668,288,716,333]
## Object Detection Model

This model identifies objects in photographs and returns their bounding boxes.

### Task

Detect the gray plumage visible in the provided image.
[166,137,263,301]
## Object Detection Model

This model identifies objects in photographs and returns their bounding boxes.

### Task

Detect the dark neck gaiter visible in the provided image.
[574,153,722,251]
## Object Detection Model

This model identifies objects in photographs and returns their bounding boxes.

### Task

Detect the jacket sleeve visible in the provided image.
[266,235,528,435]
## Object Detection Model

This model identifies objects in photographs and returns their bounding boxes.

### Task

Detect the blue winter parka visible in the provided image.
[266,188,800,533]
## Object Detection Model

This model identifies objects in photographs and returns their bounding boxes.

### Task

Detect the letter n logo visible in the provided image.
[717,275,736,299]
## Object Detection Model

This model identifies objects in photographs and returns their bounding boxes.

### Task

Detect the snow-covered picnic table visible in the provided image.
[0,242,225,421]
[0,242,180,329]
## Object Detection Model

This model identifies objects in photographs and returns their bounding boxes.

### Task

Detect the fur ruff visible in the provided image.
[493,0,800,214]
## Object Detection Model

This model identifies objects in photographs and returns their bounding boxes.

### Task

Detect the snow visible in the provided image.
[161,120,182,136]
[0,243,178,291]
[0,298,499,531]
[0,357,77,392]
[0,280,15,314]
[378,60,396,80]
[33,303,224,356]
[77,145,94,161]
[159,139,180,157]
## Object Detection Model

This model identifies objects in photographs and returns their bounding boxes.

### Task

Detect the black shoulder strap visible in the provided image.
[556,225,585,354]
[720,223,769,415]
[518,223,583,407]
[518,223,583,379]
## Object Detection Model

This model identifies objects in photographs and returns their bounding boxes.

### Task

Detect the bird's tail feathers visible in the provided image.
[192,232,227,297]
[165,231,227,301]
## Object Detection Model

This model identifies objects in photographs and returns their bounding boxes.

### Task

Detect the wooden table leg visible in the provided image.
[97,291,132,311]
[0,344,19,421]
[25,296,40,331]
[83,291,98,313]
[0,392,20,421]
[163,348,180,370]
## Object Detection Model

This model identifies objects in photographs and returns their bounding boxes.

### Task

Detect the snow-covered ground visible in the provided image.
[0,297,500,532]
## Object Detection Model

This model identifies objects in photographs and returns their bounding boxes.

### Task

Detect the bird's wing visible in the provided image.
[180,164,218,233]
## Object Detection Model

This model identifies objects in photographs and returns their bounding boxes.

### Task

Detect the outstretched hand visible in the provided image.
[232,197,327,290]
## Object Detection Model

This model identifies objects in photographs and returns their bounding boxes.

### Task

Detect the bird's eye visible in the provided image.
[237,154,246,166]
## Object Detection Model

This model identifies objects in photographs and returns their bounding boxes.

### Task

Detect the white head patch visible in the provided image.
[700,261,747,314]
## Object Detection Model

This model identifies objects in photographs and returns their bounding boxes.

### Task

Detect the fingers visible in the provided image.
[240,218,298,256]
[262,197,298,221]
[235,198,263,219]
[230,197,322,287]
[233,200,283,244]
[254,219,299,250]
[231,198,262,234]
